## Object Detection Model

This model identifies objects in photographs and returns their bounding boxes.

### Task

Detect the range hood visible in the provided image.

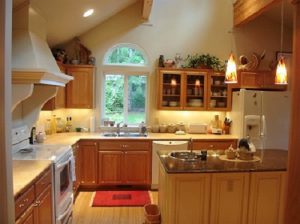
[12,3,73,87]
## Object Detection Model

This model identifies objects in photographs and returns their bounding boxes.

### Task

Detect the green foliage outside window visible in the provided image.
[108,47,145,65]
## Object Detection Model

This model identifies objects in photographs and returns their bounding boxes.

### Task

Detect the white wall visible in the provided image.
[46,0,292,130]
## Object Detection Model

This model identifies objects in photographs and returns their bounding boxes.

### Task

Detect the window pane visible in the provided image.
[107,47,145,65]
[104,74,124,123]
[127,75,146,124]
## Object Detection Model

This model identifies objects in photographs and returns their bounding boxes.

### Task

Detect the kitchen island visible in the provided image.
[158,149,287,224]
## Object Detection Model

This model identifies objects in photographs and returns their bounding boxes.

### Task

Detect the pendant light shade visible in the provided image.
[225,53,238,84]
[275,56,287,85]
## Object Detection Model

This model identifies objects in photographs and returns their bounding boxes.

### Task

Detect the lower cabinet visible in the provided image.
[15,168,53,224]
[78,140,98,186]
[158,165,286,224]
[98,140,151,186]
[248,172,286,224]
[192,139,238,151]
[210,173,249,224]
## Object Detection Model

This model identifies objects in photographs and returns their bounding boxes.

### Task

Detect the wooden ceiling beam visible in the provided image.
[234,0,281,27]
[142,0,153,20]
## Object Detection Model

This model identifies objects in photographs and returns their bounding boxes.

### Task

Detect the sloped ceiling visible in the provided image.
[14,0,138,47]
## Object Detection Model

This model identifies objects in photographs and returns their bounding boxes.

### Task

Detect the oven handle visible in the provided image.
[57,199,73,221]
[56,157,72,170]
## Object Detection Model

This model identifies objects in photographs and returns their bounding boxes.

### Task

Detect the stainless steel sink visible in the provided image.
[169,151,202,161]
[102,133,118,137]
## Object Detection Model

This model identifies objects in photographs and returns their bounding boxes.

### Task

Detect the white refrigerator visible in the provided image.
[227,89,290,150]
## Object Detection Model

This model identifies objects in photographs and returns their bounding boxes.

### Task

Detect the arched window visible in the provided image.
[102,44,149,125]
[103,43,148,66]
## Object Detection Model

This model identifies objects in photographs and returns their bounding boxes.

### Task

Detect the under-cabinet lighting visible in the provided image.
[83,9,94,17]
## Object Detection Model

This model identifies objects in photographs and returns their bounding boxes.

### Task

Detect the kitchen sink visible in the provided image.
[169,151,202,161]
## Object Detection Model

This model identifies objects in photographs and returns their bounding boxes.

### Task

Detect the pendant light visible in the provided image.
[225,30,238,84]
[275,0,288,85]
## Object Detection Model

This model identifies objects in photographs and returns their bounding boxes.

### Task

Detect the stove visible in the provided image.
[12,126,74,224]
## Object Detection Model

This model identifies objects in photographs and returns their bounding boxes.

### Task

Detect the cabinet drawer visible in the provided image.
[193,140,237,150]
[15,185,35,220]
[35,169,52,196]
[99,140,151,150]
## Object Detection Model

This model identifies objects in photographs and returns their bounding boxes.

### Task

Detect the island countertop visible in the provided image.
[158,149,288,173]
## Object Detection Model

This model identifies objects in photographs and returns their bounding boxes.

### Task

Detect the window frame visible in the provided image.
[101,43,150,125]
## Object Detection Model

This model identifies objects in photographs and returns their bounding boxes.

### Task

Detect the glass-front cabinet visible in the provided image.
[184,72,207,110]
[158,70,183,110]
[207,72,230,111]
[157,68,231,111]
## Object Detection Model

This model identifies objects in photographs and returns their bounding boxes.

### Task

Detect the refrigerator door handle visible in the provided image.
[261,115,266,137]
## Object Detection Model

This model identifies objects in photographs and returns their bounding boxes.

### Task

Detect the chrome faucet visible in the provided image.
[189,138,193,154]
[116,122,123,136]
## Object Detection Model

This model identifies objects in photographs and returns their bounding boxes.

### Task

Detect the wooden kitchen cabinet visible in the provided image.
[208,72,231,111]
[98,140,151,186]
[78,140,98,186]
[210,173,250,224]
[72,143,80,198]
[158,163,211,224]
[65,64,95,108]
[157,68,232,111]
[237,71,286,90]
[192,139,238,152]
[15,167,53,224]
[98,151,123,185]
[248,171,286,224]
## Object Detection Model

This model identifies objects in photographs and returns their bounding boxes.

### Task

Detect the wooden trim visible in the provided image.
[142,0,153,20]
[0,0,14,223]
[234,0,281,27]
[285,3,300,223]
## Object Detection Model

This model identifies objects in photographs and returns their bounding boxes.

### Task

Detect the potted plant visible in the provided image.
[183,53,225,71]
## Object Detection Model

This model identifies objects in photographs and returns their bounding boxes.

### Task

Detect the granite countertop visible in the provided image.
[158,149,288,173]
[13,160,52,197]
[43,132,238,145]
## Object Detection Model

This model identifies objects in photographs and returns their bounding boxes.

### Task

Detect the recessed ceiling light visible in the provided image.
[83,9,94,17]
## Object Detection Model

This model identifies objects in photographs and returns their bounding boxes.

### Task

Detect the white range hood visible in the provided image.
[12,4,73,87]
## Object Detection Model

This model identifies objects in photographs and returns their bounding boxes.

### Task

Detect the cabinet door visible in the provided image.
[210,173,249,224]
[240,71,264,88]
[66,65,94,108]
[193,140,237,151]
[98,151,123,185]
[15,204,35,224]
[123,151,150,185]
[35,184,52,224]
[78,141,98,185]
[208,72,231,111]
[248,172,286,224]
[183,71,207,110]
[158,69,183,110]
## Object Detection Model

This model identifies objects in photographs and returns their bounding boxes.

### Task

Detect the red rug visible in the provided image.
[91,190,151,207]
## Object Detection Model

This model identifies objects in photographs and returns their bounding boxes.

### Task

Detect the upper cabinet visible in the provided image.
[42,63,95,110]
[157,68,231,111]
[65,65,95,109]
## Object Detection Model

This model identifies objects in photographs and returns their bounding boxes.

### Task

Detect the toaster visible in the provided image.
[188,123,208,134]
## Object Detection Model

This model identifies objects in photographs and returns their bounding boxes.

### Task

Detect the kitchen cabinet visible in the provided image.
[210,173,249,224]
[236,71,287,90]
[157,68,231,111]
[98,140,151,186]
[78,140,98,186]
[15,167,53,224]
[192,139,238,152]
[248,171,286,224]
[208,72,231,111]
[66,64,95,108]
[158,163,211,224]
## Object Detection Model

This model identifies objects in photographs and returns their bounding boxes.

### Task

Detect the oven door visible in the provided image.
[55,152,73,215]
[56,195,73,224]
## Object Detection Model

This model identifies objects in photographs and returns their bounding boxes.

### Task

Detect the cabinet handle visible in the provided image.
[33,203,38,207]
[209,145,214,148]
[23,198,29,203]
[35,200,41,205]
[123,145,128,148]
[94,143,97,146]
[18,203,25,208]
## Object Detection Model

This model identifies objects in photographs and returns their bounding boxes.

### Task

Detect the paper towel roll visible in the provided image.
[89,116,96,132]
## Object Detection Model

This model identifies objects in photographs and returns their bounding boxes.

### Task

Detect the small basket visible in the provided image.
[144,204,161,224]
[238,150,254,160]
[225,150,236,159]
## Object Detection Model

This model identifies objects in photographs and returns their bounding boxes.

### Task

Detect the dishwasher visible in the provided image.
[152,141,189,189]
